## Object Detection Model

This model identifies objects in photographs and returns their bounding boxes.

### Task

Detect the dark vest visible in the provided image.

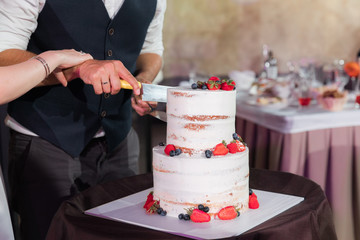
[7,0,157,157]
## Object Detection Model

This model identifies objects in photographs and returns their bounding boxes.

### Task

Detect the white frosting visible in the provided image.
[152,87,249,219]
[153,146,249,218]
[166,88,236,155]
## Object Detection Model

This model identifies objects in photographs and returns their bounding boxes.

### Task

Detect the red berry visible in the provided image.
[144,199,161,214]
[208,76,220,81]
[227,142,238,154]
[190,209,211,223]
[213,143,229,156]
[206,80,220,90]
[164,144,176,155]
[251,192,257,199]
[249,195,259,209]
[218,206,238,220]
[145,200,156,210]
[235,140,246,152]
[220,79,236,91]
[143,191,154,209]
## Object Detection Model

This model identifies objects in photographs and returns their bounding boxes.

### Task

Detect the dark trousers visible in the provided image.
[8,128,139,240]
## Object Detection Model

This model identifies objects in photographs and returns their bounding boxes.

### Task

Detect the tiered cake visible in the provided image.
[152,87,249,219]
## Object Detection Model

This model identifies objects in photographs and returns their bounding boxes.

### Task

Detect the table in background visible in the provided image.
[46,168,336,240]
[235,92,360,240]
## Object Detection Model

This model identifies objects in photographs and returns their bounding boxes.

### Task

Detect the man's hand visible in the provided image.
[131,79,158,116]
[131,94,158,116]
[77,59,140,96]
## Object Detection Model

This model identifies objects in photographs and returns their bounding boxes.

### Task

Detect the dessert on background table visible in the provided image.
[248,78,290,107]
[316,87,348,112]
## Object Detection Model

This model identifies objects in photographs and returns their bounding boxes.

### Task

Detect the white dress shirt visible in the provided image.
[0,0,166,137]
[0,0,166,55]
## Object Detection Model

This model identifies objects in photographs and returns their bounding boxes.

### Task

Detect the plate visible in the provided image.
[246,98,288,109]
[85,188,304,240]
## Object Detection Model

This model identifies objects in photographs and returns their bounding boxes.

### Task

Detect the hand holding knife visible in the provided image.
[120,80,171,103]
[125,80,169,122]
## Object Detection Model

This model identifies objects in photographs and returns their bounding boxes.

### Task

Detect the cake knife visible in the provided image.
[119,80,172,103]
[149,110,167,122]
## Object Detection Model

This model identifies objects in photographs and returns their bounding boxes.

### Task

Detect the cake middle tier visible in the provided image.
[167,88,236,155]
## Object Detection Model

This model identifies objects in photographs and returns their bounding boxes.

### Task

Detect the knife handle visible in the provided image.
[120,80,142,89]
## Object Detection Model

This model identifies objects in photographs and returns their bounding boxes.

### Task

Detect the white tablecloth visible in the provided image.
[236,92,360,134]
[235,91,360,240]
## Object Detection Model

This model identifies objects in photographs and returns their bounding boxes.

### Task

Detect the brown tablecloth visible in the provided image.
[46,168,336,240]
[236,118,360,240]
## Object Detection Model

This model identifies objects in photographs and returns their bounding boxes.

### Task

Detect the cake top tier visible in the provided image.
[166,87,236,155]
[167,88,236,115]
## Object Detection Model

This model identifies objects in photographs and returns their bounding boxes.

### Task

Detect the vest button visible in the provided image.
[108,28,115,36]
[101,111,107,117]
[104,93,110,99]
[107,50,113,56]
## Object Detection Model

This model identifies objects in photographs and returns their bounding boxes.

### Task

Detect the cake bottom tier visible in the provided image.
[152,146,249,218]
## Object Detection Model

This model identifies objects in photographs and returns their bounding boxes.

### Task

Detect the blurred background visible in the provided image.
[161,0,360,78]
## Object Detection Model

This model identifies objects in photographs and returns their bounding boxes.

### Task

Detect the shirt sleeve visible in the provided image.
[0,0,44,52]
[140,0,166,57]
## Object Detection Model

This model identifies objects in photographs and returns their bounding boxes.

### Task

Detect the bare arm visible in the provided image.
[131,53,163,116]
[0,49,141,96]
[0,49,92,104]
[0,49,34,66]
[135,53,162,84]
[0,48,70,87]
[130,0,166,116]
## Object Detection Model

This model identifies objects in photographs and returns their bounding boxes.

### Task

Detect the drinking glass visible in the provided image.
[354,78,360,109]
[334,68,349,91]
[296,77,312,108]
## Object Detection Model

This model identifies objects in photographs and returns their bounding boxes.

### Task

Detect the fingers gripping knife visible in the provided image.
[120,80,170,122]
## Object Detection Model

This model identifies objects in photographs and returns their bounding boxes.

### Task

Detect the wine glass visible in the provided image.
[335,70,349,91]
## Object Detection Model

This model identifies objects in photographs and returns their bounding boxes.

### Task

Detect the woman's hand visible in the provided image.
[44,49,93,87]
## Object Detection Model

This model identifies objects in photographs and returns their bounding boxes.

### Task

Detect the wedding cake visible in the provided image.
[150,78,251,221]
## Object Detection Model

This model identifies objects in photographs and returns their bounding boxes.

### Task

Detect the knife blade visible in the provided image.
[149,110,167,122]
[119,80,172,102]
